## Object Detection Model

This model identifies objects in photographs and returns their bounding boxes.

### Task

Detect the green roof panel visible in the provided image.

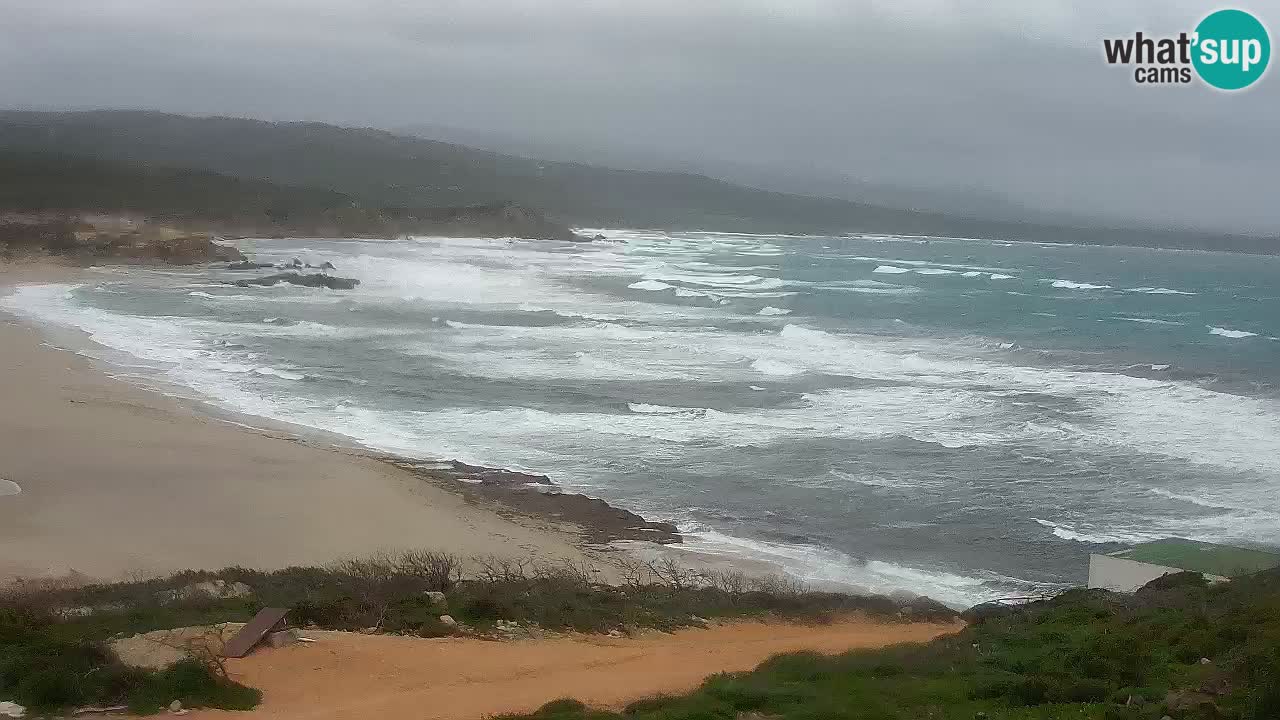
[1113,538,1280,577]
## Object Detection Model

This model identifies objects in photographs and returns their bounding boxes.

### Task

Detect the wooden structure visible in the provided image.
[222,607,290,658]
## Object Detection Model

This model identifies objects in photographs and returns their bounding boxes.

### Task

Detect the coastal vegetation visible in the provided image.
[4,554,1279,718]
[0,551,948,715]
[500,569,1280,720]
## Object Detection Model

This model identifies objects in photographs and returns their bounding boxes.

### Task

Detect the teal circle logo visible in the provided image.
[1192,9,1270,90]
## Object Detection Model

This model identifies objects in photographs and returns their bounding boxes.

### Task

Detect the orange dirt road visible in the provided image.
[190,617,961,720]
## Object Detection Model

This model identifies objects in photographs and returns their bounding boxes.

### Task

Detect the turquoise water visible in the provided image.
[7,229,1279,607]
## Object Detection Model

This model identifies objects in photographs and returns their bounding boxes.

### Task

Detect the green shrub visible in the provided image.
[126,659,260,714]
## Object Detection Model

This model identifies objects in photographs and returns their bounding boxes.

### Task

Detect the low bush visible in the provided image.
[0,602,257,714]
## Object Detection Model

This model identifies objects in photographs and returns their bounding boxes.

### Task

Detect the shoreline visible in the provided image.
[1,259,679,584]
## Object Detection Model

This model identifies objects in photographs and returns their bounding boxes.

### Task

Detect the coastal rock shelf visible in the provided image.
[230,271,359,290]
[389,459,682,545]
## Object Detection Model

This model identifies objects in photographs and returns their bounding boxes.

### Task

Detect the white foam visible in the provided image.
[848,255,1016,274]
[253,367,306,381]
[989,273,1014,280]
[645,271,783,290]
[680,530,1037,608]
[757,306,792,316]
[872,265,911,274]
[1208,326,1258,339]
[1050,279,1111,290]
[1030,517,1158,545]
[913,268,955,275]
[961,271,982,278]
[1128,287,1195,296]
[1117,317,1184,326]
[629,279,674,291]
[750,358,802,376]
[1147,487,1235,510]
[627,403,697,415]
[187,291,217,298]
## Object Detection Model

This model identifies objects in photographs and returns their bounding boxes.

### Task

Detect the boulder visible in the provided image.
[233,272,359,290]
[157,579,253,603]
[225,260,275,270]
[424,591,447,609]
[267,629,299,648]
[439,614,458,628]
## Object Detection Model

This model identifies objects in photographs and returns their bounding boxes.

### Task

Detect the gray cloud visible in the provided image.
[2,0,1276,233]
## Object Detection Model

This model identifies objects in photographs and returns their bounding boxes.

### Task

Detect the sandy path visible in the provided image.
[0,263,598,582]
[190,618,960,720]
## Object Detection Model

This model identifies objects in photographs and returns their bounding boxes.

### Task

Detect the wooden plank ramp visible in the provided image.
[223,607,289,658]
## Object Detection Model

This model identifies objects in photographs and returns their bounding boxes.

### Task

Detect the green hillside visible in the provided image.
[1,110,1273,253]
[0,151,578,240]
[502,570,1280,720]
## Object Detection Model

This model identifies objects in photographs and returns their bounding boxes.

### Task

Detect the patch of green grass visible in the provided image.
[125,659,260,714]
[0,604,257,715]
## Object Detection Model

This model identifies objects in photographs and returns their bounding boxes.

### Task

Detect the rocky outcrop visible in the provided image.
[232,272,359,290]
[390,459,682,545]
[0,216,245,264]
[226,260,275,270]
[155,578,253,603]
[107,233,246,264]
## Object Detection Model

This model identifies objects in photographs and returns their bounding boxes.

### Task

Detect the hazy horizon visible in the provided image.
[2,1,1276,235]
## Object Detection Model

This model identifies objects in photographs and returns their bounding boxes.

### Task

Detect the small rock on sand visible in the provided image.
[439,615,457,628]
[169,700,183,713]
[268,629,299,648]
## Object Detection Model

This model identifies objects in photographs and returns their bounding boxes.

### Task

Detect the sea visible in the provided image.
[5,229,1279,608]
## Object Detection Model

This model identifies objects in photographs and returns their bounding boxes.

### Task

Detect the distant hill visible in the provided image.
[0,110,1273,253]
[0,151,579,241]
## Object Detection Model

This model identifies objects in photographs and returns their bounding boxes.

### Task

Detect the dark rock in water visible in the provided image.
[319,261,336,270]
[592,234,607,241]
[388,458,681,544]
[447,460,552,486]
[233,272,359,290]
[225,260,275,270]
[286,257,303,267]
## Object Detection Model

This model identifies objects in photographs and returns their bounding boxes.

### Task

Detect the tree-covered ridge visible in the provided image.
[1,110,1274,253]
[0,151,579,240]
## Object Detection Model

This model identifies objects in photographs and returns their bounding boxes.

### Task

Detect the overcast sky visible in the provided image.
[1,1,1276,233]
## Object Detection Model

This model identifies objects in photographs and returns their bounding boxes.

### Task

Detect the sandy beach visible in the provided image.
[0,261,601,584]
